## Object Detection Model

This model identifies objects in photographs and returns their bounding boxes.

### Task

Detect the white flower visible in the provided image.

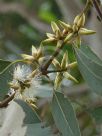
[13,65,32,82]
[22,75,41,98]
[22,75,53,98]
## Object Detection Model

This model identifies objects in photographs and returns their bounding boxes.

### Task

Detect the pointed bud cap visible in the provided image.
[46,33,55,38]
[51,21,60,33]
[32,45,37,57]
[61,51,68,69]
[54,73,63,90]
[37,44,43,59]
[56,29,62,39]
[64,33,73,43]
[42,38,56,44]
[52,59,61,69]
[21,54,34,61]
[74,14,85,28]
[59,20,72,30]
[79,28,96,35]
[56,40,63,48]
[64,72,78,83]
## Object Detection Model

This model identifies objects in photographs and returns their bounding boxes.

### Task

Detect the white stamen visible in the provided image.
[13,65,31,82]
[22,75,41,98]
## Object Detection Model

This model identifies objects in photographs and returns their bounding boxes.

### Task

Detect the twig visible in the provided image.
[41,40,64,74]
[0,93,15,108]
[46,62,77,74]
[81,0,92,14]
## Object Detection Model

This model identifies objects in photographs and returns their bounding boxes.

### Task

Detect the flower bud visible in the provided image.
[56,40,63,48]
[63,72,78,83]
[56,29,62,39]
[37,44,43,59]
[46,33,55,38]
[54,73,63,90]
[32,45,37,57]
[61,51,68,69]
[79,28,96,35]
[64,33,73,43]
[42,38,56,44]
[52,59,61,69]
[21,54,34,61]
[51,21,60,33]
[59,20,72,30]
[74,14,85,28]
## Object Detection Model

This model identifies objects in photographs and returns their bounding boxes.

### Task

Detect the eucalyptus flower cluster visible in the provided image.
[8,13,95,107]
[43,13,95,46]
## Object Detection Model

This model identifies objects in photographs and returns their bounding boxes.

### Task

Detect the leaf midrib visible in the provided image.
[54,93,74,136]
[75,49,102,81]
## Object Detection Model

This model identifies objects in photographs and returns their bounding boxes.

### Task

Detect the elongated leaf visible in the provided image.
[0,61,13,100]
[0,68,12,100]
[51,92,80,136]
[75,45,102,95]
[0,59,11,74]
[15,99,41,123]
[0,59,24,100]
[0,100,53,136]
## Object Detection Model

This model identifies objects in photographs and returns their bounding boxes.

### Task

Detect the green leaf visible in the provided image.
[0,59,24,100]
[75,45,102,95]
[0,59,11,74]
[15,99,41,123]
[51,92,81,136]
[25,123,53,136]
[0,100,53,136]
[0,60,13,100]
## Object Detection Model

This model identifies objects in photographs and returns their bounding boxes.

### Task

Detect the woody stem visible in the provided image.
[41,40,64,74]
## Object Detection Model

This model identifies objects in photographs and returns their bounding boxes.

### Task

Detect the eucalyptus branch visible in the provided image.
[0,93,15,108]
[41,0,94,75]
[0,0,96,108]
[46,62,77,74]
[41,32,75,75]
[41,40,64,74]
[46,69,67,74]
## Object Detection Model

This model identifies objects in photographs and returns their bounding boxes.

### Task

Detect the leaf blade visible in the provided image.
[51,92,81,136]
[75,45,102,95]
